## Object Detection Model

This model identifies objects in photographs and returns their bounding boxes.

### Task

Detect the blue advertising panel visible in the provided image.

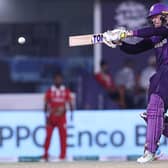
[0,110,167,158]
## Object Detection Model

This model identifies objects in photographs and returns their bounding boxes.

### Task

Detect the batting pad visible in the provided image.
[146,94,164,153]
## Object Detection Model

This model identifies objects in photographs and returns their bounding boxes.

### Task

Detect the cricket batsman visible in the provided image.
[42,72,74,161]
[103,3,168,163]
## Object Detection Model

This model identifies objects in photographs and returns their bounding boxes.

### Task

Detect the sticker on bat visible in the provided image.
[92,34,103,44]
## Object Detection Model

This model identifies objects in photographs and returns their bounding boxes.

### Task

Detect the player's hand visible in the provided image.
[103,38,117,48]
[103,27,128,44]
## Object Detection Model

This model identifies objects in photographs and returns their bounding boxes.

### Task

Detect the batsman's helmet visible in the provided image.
[148,3,168,18]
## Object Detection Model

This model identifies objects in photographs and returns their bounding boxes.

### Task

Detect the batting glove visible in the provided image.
[103,27,128,43]
[103,38,117,48]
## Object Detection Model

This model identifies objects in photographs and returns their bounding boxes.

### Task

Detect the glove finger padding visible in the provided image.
[103,38,116,48]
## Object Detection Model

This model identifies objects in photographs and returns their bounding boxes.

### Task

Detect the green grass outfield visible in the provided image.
[0,161,168,168]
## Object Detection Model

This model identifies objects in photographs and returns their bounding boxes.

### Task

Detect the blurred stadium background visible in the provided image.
[0,0,168,163]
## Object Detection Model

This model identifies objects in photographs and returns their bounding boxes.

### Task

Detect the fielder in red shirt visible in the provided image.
[42,72,74,161]
[95,60,125,107]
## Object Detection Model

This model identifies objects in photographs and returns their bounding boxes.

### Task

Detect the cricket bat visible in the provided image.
[69,33,104,47]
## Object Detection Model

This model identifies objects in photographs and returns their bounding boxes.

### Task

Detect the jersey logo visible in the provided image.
[154,38,167,48]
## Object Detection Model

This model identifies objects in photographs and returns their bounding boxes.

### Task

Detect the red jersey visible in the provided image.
[45,85,71,115]
[95,72,116,91]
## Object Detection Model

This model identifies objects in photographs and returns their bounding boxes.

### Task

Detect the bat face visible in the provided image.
[69,33,104,47]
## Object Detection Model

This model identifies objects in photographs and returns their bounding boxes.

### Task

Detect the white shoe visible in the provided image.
[137,150,155,163]
[140,112,147,121]
[39,158,48,162]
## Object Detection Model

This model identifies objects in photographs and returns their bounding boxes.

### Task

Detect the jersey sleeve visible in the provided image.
[133,26,168,38]
[120,39,154,54]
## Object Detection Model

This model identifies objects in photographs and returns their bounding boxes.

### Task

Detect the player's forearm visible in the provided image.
[132,26,168,38]
[120,43,141,54]
[44,103,48,113]
[69,103,74,121]
[120,39,154,54]
[69,102,74,112]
